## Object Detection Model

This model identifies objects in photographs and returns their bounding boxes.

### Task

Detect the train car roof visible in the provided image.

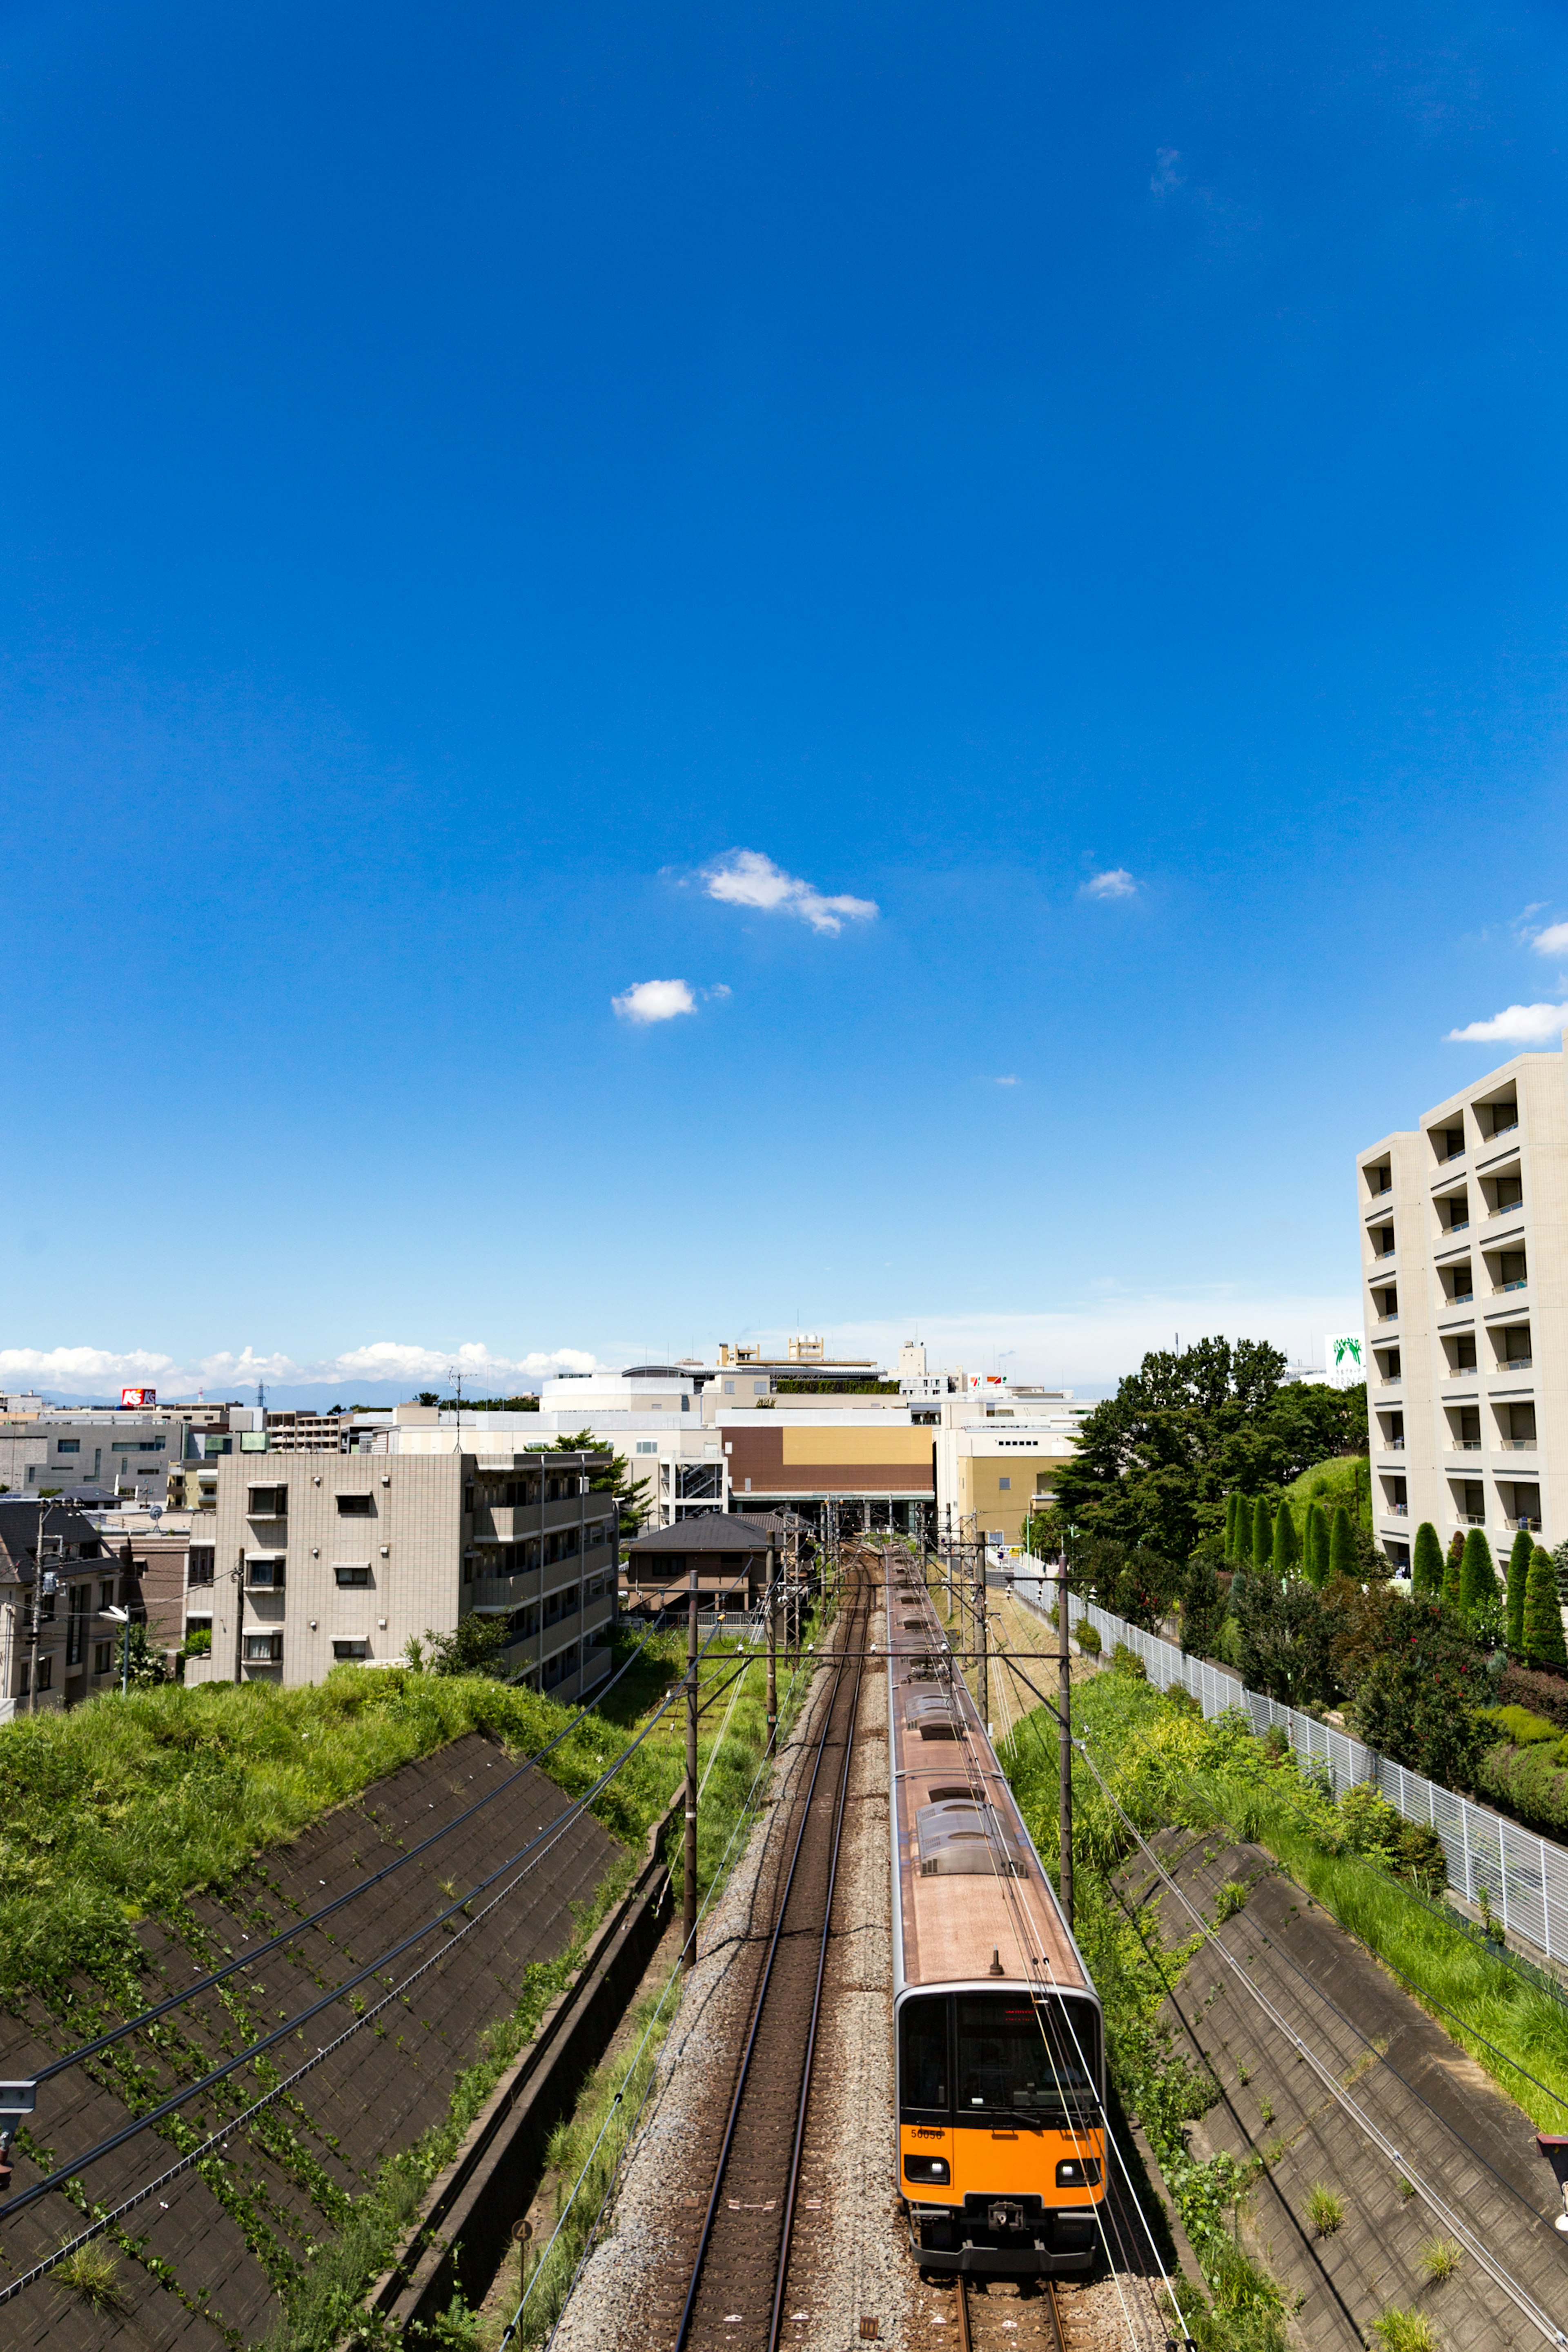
[884,1568,1089,2000]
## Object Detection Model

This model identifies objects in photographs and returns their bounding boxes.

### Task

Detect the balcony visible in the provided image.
[1490,1116,1520,1137]
[1494,1280,1529,1295]
[1489,1203,1523,1221]
[1448,1440,1482,1452]
[1373,1247,1396,1261]
[1379,1374,1403,1387]
[1443,1220,1470,1235]
[1441,1148,1466,1164]
[1376,1312,1399,1325]
[1506,1515,1542,1532]
[1454,1512,1486,1528]
[1447,1290,1474,1306]
[1379,1437,1406,1450]
[1499,1439,1537,1452]
[1385,1501,1410,1516]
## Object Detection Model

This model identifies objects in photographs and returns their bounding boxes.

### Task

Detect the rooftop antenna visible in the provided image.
[257,1379,266,1414]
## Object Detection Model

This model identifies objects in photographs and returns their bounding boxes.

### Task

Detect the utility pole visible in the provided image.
[976,1541,989,1728]
[683,1568,699,1971]
[27,1506,55,1716]
[766,1545,778,1756]
[1058,1552,1074,1929]
[945,1503,955,1621]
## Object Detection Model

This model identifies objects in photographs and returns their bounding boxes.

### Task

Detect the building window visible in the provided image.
[334,1564,372,1587]
[332,1639,370,1659]
[94,1642,113,1675]
[248,1486,288,1518]
[19,1657,52,1695]
[724,1380,735,1394]
[56,1440,80,1455]
[998,1477,1011,1491]
[246,1557,286,1588]
[243,1633,284,1664]
[336,1494,374,1516]
[636,1441,658,1455]
[188,1548,215,1585]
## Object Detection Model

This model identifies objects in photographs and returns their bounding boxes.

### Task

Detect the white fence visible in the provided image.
[1006,1569,1568,1965]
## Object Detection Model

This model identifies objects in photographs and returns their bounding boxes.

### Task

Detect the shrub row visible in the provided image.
[1497,1663,1568,1730]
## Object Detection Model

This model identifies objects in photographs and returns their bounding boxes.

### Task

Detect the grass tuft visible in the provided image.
[56,2243,127,2310]
[1418,2235,1462,2283]
[1306,2183,1344,2236]
[1372,2309,1439,2352]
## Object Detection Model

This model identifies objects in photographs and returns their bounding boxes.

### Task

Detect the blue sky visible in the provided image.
[4,0,1568,1402]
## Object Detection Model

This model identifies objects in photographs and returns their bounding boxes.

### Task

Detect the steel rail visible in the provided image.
[671,1571,869,2352]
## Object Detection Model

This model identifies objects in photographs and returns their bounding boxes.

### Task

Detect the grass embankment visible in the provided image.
[0,1657,677,2020]
[999,1668,1568,2348]
[1281,1451,1372,1533]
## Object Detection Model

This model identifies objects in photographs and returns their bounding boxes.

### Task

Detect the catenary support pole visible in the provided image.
[1058,1555,1074,1928]
[26,1506,45,1717]
[766,1546,777,1756]
[976,1546,989,1727]
[684,1568,699,1971]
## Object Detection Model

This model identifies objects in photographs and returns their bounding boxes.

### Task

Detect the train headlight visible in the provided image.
[904,2154,950,2185]
[1056,2157,1102,2187]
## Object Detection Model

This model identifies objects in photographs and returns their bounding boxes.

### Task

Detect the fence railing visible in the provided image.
[1005,1570,1568,1964]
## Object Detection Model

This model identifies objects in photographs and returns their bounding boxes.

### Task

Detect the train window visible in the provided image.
[955,1994,1099,2121]
[900,1997,949,2111]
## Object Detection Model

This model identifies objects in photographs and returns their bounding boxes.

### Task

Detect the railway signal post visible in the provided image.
[684,1567,699,1971]
[766,1545,778,1755]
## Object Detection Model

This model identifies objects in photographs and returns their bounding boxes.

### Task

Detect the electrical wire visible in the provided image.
[27,1608,680,2092]
[0,1618,741,2231]
[998,1646,1568,2352]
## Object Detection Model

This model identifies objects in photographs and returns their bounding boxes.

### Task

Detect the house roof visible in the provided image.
[0,1497,111,1584]
[625,1512,779,1556]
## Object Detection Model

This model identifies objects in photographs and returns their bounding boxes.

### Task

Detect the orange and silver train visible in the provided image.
[887,1567,1106,2276]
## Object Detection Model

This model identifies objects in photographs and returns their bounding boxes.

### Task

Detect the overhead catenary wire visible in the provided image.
[997,1642,1568,2352]
[921,1564,1172,2352]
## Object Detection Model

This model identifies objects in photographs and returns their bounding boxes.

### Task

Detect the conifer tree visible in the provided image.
[1272,1497,1300,1577]
[1412,1521,1444,1600]
[1224,1492,1239,1561]
[1459,1528,1496,1618]
[1523,1545,1568,1673]
[1251,1495,1272,1570]
[1441,1529,1466,1611]
[1303,1501,1330,1588]
[1507,1528,1533,1653]
[1328,1503,1355,1581]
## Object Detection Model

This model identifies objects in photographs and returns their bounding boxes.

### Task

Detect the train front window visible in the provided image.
[901,1995,948,2111]
[955,1994,1099,2121]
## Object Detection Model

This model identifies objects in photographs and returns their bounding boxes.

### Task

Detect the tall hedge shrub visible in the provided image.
[1459,1528,1497,1619]
[1523,1546,1568,1674]
[1329,1504,1355,1581]
[1507,1529,1534,1654]
[1303,1501,1330,1589]
[1442,1530,1465,1612]
[1251,1496,1272,1571]
[1412,1521,1443,1599]
[1272,1498,1300,1577]
[1225,1492,1241,1562]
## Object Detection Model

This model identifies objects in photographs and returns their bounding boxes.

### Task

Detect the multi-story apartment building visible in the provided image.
[186,1437,618,1701]
[0,1499,141,1720]
[1357,1036,1568,1568]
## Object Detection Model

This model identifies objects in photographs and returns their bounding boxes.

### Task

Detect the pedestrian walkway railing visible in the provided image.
[1005,1566,1568,1965]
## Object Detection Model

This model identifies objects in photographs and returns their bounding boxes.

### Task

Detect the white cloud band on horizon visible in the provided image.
[0,1340,602,1399]
[612,978,696,1024]
[704,848,878,935]
[1444,1001,1568,1044]
[1080,868,1137,901]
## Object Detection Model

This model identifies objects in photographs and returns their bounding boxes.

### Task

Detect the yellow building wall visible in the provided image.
[780,1426,933,1466]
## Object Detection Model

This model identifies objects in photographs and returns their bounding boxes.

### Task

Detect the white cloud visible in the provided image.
[1529,922,1568,957]
[612,978,696,1024]
[993,1075,1019,1086]
[0,1341,601,1398]
[1150,148,1185,197]
[704,983,732,1002]
[1080,868,1137,901]
[1444,1001,1568,1044]
[703,849,878,935]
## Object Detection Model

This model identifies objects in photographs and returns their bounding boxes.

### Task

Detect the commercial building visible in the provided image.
[187,1425,617,1701]
[931,1397,1089,1553]
[1357,1034,1568,1568]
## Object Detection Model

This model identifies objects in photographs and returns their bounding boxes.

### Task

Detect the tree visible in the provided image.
[1231,1571,1334,1707]
[411,1616,514,1677]
[1050,1337,1365,1561]
[1229,1494,1250,1563]
[1251,1496,1272,1570]
[1224,1492,1239,1560]
[1459,1529,1496,1620]
[1302,1501,1330,1589]
[1441,1530,1465,1612]
[1272,1498,1301,1578]
[551,1428,653,1537]
[1412,1522,1444,1600]
[416,1391,441,1408]
[1329,1505,1356,1581]
[1181,1553,1225,1660]
[1523,1546,1568,1674]
[1354,1598,1487,1787]
[1508,1529,1534,1653]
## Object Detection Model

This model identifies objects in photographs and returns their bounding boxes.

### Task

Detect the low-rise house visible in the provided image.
[621,1512,780,1618]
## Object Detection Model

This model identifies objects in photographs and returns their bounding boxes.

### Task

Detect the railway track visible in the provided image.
[951,2274,1085,2352]
[662,1564,872,2352]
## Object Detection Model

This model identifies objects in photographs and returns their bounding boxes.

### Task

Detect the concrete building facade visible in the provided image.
[1357,1034,1568,1568]
[187,1439,617,1701]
